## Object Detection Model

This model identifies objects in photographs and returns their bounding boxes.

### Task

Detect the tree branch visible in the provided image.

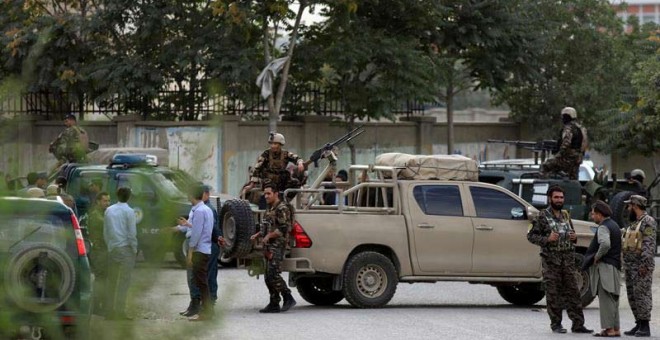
[273,0,306,115]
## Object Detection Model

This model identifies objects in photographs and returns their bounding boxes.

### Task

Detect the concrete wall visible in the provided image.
[2,115,656,198]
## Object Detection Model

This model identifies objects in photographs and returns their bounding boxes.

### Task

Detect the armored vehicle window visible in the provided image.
[470,186,525,220]
[413,185,463,216]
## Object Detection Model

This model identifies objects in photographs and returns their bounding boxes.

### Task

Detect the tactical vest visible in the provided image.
[570,123,584,151]
[544,209,575,252]
[263,200,292,249]
[623,214,649,253]
[265,150,288,188]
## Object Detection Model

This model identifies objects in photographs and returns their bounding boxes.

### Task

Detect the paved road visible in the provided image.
[91,258,660,340]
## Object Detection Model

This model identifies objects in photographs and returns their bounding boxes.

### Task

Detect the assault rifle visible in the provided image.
[487,139,559,164]
[304,125,365,168]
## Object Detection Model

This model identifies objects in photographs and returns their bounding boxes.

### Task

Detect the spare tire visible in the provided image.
[220,199,255,258]
[610,190,634,228]
[5,243,76,313]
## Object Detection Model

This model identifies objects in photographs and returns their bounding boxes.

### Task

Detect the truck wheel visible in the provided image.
[610,191,634,229]
[5,243,76,313]
[174,235,188,269]
[296,277,344,306]
[574,253,595,307]
[496,283,545,306]
[342,251,398,308]
[220,199,255,258]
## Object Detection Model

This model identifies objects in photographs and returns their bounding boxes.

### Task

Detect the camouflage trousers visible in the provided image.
[542,254,585,329]
[624,259,654,321]
[541,153,581,180]
[265,247,291,303]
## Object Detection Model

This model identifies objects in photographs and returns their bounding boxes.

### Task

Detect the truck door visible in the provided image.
[407,184,473,274]
[468,185,541,276]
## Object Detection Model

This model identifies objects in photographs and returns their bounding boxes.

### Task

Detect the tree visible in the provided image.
[294,0,439,162]
[493,0,626,139]
[212,0,323,131]
[0,0,101,118]
[592,23,660,157]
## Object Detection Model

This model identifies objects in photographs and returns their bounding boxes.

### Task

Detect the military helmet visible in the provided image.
[561,107,577,119]
[269,133,285,145]
[631,168,646,180]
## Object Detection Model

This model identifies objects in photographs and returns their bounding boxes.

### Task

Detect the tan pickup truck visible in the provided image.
[274,159,597,309]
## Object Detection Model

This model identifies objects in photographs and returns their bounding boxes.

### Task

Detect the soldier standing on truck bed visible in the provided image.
[49,114,89,165]
[622,195,657,337]
[250,183,297,313]
[241,132,304,203]
[540,107,587,180]
[527,185,593,334]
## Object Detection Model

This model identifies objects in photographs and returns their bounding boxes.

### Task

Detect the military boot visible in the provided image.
[624,321,640,336]
[184,299,201,317]
[635,320,650,337]
[259,299,280,313]
[281,293,297,312]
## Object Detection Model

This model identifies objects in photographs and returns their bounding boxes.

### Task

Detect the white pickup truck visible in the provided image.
[222,154,596,308]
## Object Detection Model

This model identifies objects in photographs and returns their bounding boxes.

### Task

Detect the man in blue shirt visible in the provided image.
[178,185,214,321]
[103,187,138,320]
[202,185,223,304]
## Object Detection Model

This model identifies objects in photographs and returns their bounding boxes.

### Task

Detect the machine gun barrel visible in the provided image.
[487,139,559,164]
[305,125,365,168]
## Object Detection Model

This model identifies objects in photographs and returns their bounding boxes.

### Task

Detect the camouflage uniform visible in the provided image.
[263,200,293,304]
[251,149,302,193]
[527,208,586,331]
[86,206,107,277]
[541,121,584,180]
[50,125,87,163]
[622,213,657,322]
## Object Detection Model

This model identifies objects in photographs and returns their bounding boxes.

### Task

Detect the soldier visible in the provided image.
[250,183,296,313]
[527,185,592,334]
[540,107,587,180]
[627,169,648,198]
[49,113,89,165]
[242,133,304,200]
[86,192,111,315]
[622,195,656,337]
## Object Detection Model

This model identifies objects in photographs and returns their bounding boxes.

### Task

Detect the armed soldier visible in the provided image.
[540,107,587,180]
[250,183,297,313]
[622,195,656,337]
[49,114,89,165]
[242,133,304,201]
[527,185,592,334]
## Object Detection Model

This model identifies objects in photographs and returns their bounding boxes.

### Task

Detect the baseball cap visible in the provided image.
[36,172,47,180]
[202,185,212,193]
[64,113,77,121]
[624,195,647,208]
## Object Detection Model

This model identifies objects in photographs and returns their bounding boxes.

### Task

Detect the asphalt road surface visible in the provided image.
[90,258,660,340]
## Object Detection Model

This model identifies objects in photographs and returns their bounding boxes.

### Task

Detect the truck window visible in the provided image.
[470,186,525,220]
[413,185,463,216]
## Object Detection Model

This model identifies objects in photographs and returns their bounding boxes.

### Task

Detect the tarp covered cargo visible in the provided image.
[374,153,478,181]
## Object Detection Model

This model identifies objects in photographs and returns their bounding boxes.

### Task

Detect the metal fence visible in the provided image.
[0,85,426,121]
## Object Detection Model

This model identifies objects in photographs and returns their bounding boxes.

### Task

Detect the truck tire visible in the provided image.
[220,199,255,258]
[174,235,188,268]
[342,251,398,308]
[296,277,344,306]
[574,253,596,307]
[496,283,545,306]
[610,190,634,229]
[5,243,76,313]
